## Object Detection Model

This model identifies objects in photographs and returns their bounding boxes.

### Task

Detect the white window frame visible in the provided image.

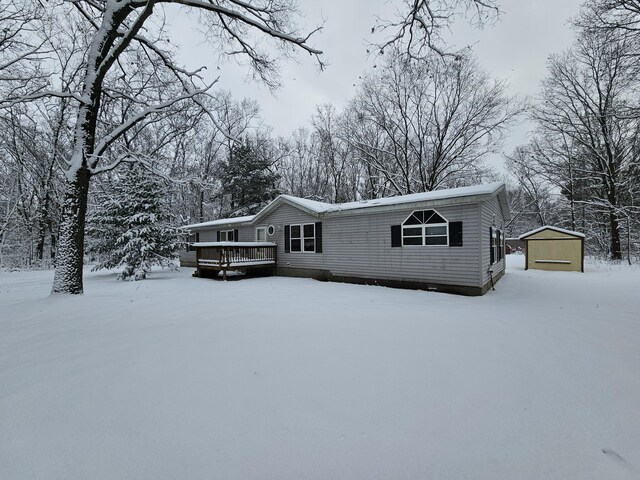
[290,223,315,253]
[491,228,503,264]
[219,229,234,242]
[256,226,267,242]
[401,210,449,247]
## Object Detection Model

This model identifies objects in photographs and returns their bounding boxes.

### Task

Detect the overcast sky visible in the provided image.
[171,0,585,170]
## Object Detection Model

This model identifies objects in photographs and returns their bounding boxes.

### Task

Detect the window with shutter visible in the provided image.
[449,222,463,247]
[219,230,235,242]
[391,225,401,247]
[315,222,323,253]
[288,223,315,253]
[401,210,449,246]
[284,225,290,253]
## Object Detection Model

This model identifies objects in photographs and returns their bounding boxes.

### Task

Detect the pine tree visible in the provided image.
[87,164,183,280]
[219,138,280,217]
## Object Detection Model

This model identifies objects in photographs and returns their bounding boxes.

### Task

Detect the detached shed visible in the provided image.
[519,226,585,273]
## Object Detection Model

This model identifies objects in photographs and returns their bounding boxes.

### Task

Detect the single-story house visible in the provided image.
[519,225,585,272]
[180,182,510,296]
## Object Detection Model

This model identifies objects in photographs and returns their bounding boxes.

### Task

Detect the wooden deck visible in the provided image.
[194,242,277,280]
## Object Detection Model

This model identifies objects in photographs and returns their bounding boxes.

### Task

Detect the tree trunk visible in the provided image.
[609,208,622,261]
[35,199,49,262]
[51,167,91,294]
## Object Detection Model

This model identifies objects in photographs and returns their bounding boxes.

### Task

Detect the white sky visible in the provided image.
[170,0,585,170]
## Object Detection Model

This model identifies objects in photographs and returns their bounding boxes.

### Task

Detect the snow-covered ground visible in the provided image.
[1,255,639,480]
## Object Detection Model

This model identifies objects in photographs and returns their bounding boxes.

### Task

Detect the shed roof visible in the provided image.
[519,225,585,240]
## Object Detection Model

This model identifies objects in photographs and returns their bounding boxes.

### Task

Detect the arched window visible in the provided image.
[402,210,448,246]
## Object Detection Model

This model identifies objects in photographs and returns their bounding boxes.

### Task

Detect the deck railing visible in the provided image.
[195,242,277,279]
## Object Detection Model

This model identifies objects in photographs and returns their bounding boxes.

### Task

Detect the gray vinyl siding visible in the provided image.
[183,190,509,290]
[198,226,255,242]
[258,203,324,269]
[480,197,506,286]
[260,202,483,288]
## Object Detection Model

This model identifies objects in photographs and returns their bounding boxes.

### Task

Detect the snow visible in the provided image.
[184,215,255,230]
[519,225,586,239]
[192,241,276,247]
[279,181,505,214]
[185,183,506,231]
[1,255,639,479]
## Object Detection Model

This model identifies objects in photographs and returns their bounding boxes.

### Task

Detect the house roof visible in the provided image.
[253,182,509,222]
[192,241,276,247]
[184,182,509,230]
[519,225,585,240]
[284,182,506,214]
[183,215,255,230]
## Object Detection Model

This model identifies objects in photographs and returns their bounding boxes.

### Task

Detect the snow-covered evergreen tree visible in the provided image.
[87,164,183,281]
[219,137,280,217]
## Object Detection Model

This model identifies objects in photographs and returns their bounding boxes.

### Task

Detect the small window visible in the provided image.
[267,225,275,236]
[290,223,315,253]
[220,230,234,242]
[490,227,503,264]
[256,227,267,242]
[290,225,301,252]
[402,210,448,246]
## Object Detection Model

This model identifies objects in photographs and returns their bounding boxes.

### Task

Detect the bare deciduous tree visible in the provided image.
[375,0,500,58]
[3,0,323,294]
[346,50,520,195]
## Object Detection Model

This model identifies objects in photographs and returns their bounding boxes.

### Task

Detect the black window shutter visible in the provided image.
[216,231,220,242]
[315,222,323,253]
[497,230,502,260]
[391,225,401,247]
[489,227,494,264]
[284,225,290,253]
[195,232,200,243]
[449,221,463,247]
[234,229,239,242]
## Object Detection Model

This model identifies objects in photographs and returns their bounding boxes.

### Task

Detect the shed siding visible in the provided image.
[258,202,483,287]
[526,238,583,271]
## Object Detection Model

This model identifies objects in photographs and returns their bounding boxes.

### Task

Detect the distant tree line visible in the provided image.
[1,0,638,293]
[506,0,640,263]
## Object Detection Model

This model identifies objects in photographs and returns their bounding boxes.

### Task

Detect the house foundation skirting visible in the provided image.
[276,267,505,296]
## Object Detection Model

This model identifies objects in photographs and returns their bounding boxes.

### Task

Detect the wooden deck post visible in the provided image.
[272,245,277,276]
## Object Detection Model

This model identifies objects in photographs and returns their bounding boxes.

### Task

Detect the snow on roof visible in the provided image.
[280,182,506,215]
[183,215,255,230]
[519,225,586,240]
[186,182,506,230]
[192,241,276,247]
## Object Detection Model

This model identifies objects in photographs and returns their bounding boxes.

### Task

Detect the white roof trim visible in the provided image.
[519,225,585,240]
[184,215,255,230]
[278,182,505,215]
[192,241,276,247]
